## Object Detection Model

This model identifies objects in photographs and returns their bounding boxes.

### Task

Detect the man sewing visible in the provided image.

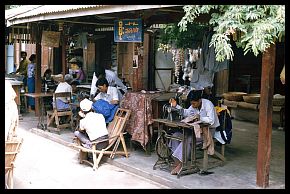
[168,90,220,175]
[94,77,119,105]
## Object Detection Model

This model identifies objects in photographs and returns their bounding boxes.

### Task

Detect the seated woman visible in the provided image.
[168,90,220,175]
[75,64,86,84]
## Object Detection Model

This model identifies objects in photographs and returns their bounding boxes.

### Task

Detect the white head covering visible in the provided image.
[80,98,93,112]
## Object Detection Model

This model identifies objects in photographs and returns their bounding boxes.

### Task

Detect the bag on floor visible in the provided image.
[215,107,232,144]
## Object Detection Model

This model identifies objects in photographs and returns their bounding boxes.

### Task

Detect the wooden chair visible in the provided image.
[47,92,74,134]
[72,108,131,170]
[5,136,23,189]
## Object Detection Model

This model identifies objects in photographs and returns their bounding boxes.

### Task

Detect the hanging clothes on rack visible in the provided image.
[190,28,229,90]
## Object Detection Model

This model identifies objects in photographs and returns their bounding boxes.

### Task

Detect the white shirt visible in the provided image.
[177,98,220,128]
[90,70,127,97]
[79,112,108,141]
[54,82,72,103]
[94,86,119,103]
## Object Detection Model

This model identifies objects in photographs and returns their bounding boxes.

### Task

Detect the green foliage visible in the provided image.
[157,23,207,49]
[178,5,285,61]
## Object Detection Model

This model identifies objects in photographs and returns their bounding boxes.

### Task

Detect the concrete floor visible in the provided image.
[17,111,285,189]
[11,126,168,189]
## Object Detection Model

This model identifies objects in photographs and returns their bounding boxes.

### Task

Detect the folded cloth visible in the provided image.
[201,126,215,155]
[181,116,202,139]
[181,115,199,123]
[181,116,215,155]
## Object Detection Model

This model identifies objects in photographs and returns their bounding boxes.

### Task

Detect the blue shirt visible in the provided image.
[27,63,35,78]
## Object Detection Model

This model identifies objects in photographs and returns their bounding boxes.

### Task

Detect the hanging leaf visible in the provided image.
[178,5,285,62]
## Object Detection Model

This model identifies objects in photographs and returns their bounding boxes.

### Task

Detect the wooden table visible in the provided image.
[152,118,211,178]
[153,119,209,178]
[24,92,53,130]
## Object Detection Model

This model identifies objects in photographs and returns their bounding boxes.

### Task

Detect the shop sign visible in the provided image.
[41,31,60,47]
[114,19,143,42]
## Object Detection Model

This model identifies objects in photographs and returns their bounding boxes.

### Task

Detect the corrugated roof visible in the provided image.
[5,5,182,27]
[5,5,43,20]
[6,5,106,20]
[16,5,106,18]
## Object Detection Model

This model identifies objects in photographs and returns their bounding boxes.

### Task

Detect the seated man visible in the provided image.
[74,98,109,149]
[168,90,220,175]
[90,65,127,100]
[54,74,73,110]
[94,77,119,105]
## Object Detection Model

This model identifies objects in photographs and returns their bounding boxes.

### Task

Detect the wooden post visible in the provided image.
[60,23,67,77]
[256,44,276,188]
[35,23,42,116]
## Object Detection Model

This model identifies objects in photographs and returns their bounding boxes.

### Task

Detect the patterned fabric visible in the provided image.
[120,92,161,148]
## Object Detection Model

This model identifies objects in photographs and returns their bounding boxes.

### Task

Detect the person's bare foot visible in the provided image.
[170,162,182,175]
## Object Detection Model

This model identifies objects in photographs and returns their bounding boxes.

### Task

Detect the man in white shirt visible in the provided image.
[94,77,119,105]
[54,74,73,110]
[90,66,127,100]
[74,98,109,149]
[168,90,220,175]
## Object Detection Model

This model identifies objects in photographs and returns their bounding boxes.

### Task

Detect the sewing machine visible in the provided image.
[162,92,185,121]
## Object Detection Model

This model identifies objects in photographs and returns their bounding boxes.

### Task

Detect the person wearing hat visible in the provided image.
[74,98,109,149]
[168,90,220,175]
[54,74,74,110]
[69,57,86,83]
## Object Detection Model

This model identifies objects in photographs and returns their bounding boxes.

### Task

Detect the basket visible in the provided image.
[273,94,285,106]
[222,92,247,101]
[273,98,285,106]
[242,94,260,104]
